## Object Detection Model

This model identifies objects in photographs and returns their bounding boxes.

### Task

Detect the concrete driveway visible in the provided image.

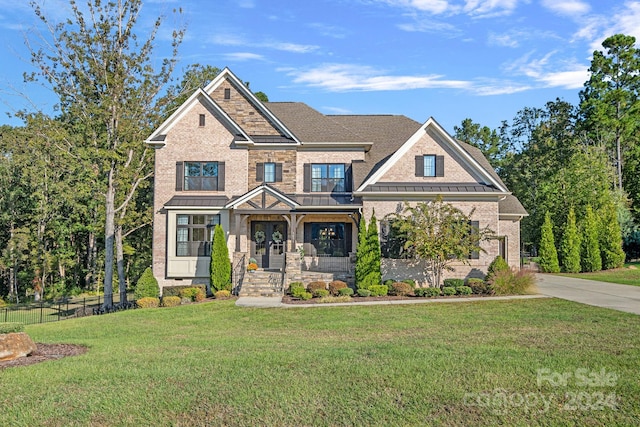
[536,273,640,315]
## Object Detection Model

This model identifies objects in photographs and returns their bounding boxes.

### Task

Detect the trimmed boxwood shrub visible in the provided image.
[443,278,464,288]
[328,280,348,296]
[164,285,206,298]
[137,297,160,308]
[289,282,305,296]
[369,284,388,297]
[215,290,231,299]
[357,289,371,297]
[466,278,491,295]
[457,286,473,295]
[413,288,428,297]
[161,296,181,307]
[298,291,313,300]
[389,282,412,296]
[0,322,24,334]
[426,287,441,297]
[486,256,509,282]
[135,267,159,299]
[442,286,456,296]
[338,287,354,297]
[307,281,327,294]
[314,289,330,298]
[319,295,352,303]
[178,287,206,302]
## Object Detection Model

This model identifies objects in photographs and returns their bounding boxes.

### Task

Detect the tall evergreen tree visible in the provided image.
[581,205,602,272]
[363,211,382,288]
[539,212,560,273]
[354,216,368,288]
[560,207,581,273]
[210,225,231,294]
[599,202,626,270]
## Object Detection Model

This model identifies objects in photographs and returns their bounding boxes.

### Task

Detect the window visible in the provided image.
[311,164,345,192]
[199,114,205,127]
[176,214,220,257]
[380,220,410,259]
[224,88,231,99]
[304,223,350,256]
[424,155,436,177]
[185,162,218,191]
[264,162,276,183]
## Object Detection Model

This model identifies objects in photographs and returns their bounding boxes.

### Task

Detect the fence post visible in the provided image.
[40,302,44,324]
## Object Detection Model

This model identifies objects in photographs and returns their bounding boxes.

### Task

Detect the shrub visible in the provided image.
[181,297,192,305]
[357,289,371,297]
[210,224,231,293]
[161,296,181,307]
[486,256,509,282]
[292,286,308,299]
[165,285,206,298]
[314,289,330,298]
[318,295,352,303]
[443,278,464,288]
[328,280,348,296]
[338,287,354,296]
[194,289,206,302]
[457,286,472,295]
[369,284,388,297]
[539,211,560,273]
[307,281,327,294]
[389,282,412,296]
[581,205,602,272]
[413,288,428,297]
[0,322,24,334]
[442,286,456,296]
[383,279,395,287]
[466,278,490,295]
[0,298,6,307]
[289,282,305,295]
[215,290,231,299]
[425,287,441,297]
[402,279,416,288]
[298,291,313,301]
[137,297,160,308]
[134,267,159,299]
[489,269,536,295]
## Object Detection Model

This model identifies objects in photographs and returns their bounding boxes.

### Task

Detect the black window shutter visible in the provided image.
[275,163,283,182]
[345,222,353,253]
[415,156,424,177]
[345,164,353,192]
[436,155,445,177]
[175,162,183,191]
[256,163,264,182]
[470,220,480,259]
[218,162,225,191]
[303,163,311,192]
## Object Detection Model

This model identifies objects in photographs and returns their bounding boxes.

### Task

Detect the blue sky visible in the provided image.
[1,0,639,133]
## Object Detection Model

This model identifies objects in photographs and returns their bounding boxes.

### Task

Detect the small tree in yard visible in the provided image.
[539,211,560,273]
[135,268,159,300]
[581,205,602,272]
[560,207,581,273]
[355,216,368,289]
[355,213,382,290]
[387,197,491,288]
[599,202,626,270]
[210,225,231,294]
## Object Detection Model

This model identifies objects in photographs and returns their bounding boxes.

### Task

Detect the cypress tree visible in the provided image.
[363,211,382,288]
[355,216,369,289]
[210,224,231,293]
[599,202,626,270]
[539,211,560,273]
[581,205,602,272]
[560,207,581,273]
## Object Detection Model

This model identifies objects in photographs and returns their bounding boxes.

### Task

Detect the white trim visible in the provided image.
[225,184,300,209]
[355,117,507,193]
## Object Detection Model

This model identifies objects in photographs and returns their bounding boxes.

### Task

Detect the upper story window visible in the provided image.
[264,162,276,183]
[256,162,282,183]
[176,161,225,192]
[176,214,220,257]
[199,114,205,127]
[312,164,345,192]
[423,155,436,177]
[415,155,444,177]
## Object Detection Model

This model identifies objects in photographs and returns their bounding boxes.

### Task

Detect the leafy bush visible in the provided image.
[298,291,313,301]
[369,285,388,297]
[137,297,160,308]
[402,279,416,288]
[486,256,509,282]
[318,295,352,303]
[314,289,330,298]
[457,286,472,295]
[0,298,6,307]
[161,296,181,307]
[443,278,464,288]
[307,281,327,294]
[215,290,231,299]
[489,269,536,295]
[179,287,199,300]
[194,289,206,302]
[181,297,192,305]
[165,285,206,298]
[338,287,354,297]
[135,268,159,299]
[288,282,305,296]
[328,280,348,296]
[466,278,491,295]
[291,286,308,299]
[442,286,456,296]
[357,289,371,297]
[425,287,441,297]
[389,282,412,296]
[413,288,427,297]
[0,322,24,334]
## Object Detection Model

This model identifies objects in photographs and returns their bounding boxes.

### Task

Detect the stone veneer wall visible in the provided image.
[248,149,297,193]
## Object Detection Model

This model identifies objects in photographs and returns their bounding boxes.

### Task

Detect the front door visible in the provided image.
[251,221,287,270]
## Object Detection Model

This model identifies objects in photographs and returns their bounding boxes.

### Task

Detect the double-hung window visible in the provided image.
[185,162,218,191]
[176,214,220,257]
[264,162,276,183]
[311,164,345,192]
[423,155,436,177]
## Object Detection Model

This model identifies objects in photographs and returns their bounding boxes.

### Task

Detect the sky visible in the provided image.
[1,0,639,133]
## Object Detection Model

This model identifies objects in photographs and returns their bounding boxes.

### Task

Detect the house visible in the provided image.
[146,68,527,296]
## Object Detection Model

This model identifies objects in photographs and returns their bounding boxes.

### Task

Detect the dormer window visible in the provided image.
[415,155,444,177]
[256,162,283,183]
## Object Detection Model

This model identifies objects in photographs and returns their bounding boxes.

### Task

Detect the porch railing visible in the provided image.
[232,254,246,295]
[302,255,351,272]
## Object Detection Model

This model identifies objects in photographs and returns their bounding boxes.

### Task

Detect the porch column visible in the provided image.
[282,213,305,252]
[234,214,250,252]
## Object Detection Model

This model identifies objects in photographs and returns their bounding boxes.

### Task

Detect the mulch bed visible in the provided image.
[0,343,88,370]
[281,294,492,305]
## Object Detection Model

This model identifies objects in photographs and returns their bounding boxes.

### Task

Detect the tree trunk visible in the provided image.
[103,168,116,308]
[115,225,128,304]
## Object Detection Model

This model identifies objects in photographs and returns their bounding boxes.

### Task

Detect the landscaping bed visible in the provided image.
[281,293,497,305]
[0,343,87,370]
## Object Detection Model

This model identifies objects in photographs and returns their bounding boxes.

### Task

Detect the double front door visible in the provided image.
[251,221,287,270]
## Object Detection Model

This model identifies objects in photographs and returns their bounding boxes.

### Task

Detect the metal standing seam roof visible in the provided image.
[363,183,503,193]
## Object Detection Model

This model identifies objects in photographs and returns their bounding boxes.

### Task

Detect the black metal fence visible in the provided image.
[0,293,135,326]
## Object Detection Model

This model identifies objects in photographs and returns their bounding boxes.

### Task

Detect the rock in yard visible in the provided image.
[0,332,37,361]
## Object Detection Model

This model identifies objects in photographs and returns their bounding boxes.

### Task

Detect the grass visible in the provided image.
[2,299,639,426]
[556,262,640,286]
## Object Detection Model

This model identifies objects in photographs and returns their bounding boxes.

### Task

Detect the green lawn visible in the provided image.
[2,299,639,426]
[557,262,640,286]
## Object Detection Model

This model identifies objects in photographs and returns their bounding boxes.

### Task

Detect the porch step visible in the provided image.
[238,271,284,298]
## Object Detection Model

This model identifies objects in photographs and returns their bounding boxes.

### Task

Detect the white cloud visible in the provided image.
[379,0,451,14]
[472,82,532,95]
[540,0,590,17]
[376,0,520,16]
[237,0,256,8]
[463,0,520,18]
[488,31,520,47]
[211,33,319,53]
[505,51,589,89]
[536,68,588,89]
[222,52,266,61]
[286,64,472,91]
[397,18,461,34]
[268,42,319,53]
